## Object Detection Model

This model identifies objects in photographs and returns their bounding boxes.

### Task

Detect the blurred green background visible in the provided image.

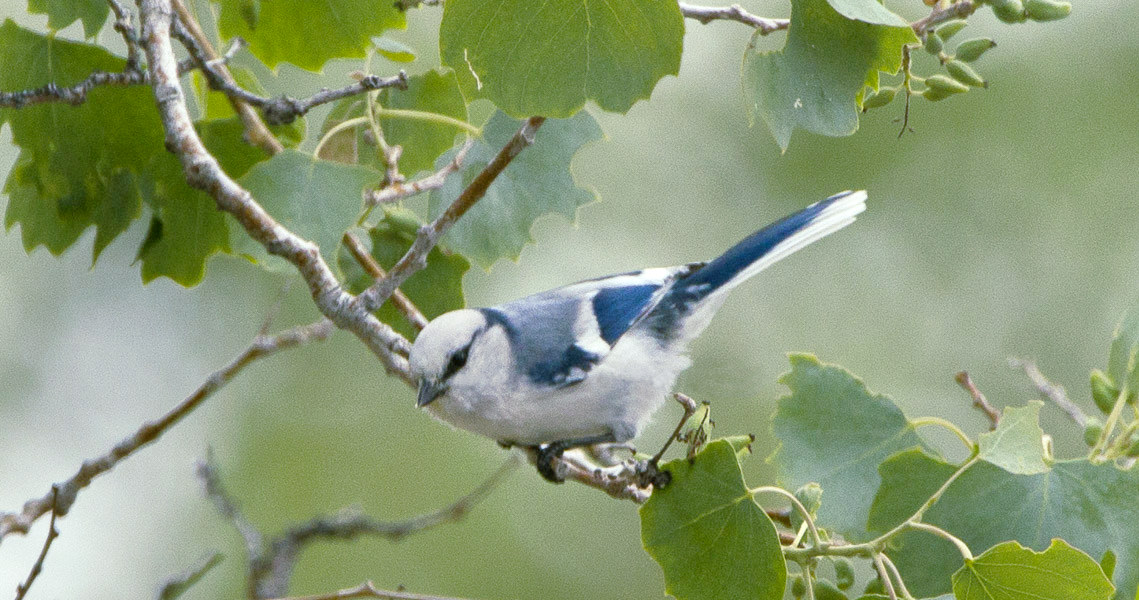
[1,1,1136,598]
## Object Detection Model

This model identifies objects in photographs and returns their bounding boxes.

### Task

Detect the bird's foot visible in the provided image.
[534,442,569,483]
[635,458,671,489]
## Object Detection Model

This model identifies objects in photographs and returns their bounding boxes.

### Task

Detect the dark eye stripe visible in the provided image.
[442,344,470,380]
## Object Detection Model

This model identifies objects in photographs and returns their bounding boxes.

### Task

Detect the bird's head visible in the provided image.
[409,309,489,407]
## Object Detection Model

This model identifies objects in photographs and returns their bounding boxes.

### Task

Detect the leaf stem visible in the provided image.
[879,553,916,600]
[375,108,482,137]
[873,553,899,600]
[912,416,974,451]
[782,454,980,562]
[905,521,973,561]
[312,116,370,158]
[750,486,822,548]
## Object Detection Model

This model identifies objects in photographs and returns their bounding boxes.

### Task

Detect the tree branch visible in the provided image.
[199,455,518,599]
[140,0,415,384]
[366,138,475,206]
[1009,357,1087,427]
[169,0,283,155]
[911,0,977,34]
[0,320,334,543]
[358,117,546,314]
[171,13,408,128]
[13,487,60,600]
[343,232,429,331]
[678,3,789,34]
[955,371,1000,430]
[268,581,474,600]
[0,57,197,109]
[106,0,143,72]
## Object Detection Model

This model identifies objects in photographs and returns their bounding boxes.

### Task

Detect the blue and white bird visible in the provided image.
[409,190,867,482]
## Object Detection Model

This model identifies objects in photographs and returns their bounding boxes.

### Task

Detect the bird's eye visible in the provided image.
[443,344,470,379]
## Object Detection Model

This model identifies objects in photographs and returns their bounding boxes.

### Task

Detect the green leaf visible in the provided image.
[866,448,958,533]
[976,401,1049,474]
[1,20,156,255]
[870,452,1139,599]
[428,111,602,268]
[0,20,235,285]
[439,0,683,118]
[378,69,469,175]
[374,37,416,63]
[27,0,108,36]
[770,354,928,540]
[136,158,231,285]
[641,440,785,600]
[212,0,406,71]
[339,208,470,339]
[232,150,381,273]
[815,579,849,600]
[742,0,918,150]
[953,539,1114,600]
[1108,297,1139,392]
[4,154,140,259]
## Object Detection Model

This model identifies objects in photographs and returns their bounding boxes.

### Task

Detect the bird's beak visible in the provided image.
[417,378,446,407]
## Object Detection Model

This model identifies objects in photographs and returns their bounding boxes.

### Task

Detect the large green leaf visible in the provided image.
[439,0,683,118]
[770,354,927,540]
[4,154,139,259]
[378,69,469,175]
[869,451,1139,599]
[339,208,470,339]
[641,438,786,600]
[742,0,918,150]
[428,111,602,268]
[953,540,1114,600]
[0,20,234,285]
[27,0,108,36]
[976,401,1049,475]
[213,0,405,71]
[232,149,381,272]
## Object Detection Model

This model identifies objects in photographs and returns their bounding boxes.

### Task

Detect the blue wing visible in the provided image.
[481,268,691,388]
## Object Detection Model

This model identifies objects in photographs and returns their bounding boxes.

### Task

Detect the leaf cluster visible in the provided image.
[639,301,1139,600]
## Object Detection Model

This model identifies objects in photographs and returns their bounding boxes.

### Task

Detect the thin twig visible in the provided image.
[14,487,60,600]
[197,452,264,566]
[0,57,195,108]
[955,371,1000,430]
[0,321,334,543]
[911,0,977,34]
[678,3,789,34]
[1010,358,1087,427]
[358,117,547,313]
[267,581,474,600]
[343,232,429,331]
[366,138,475,206]
[200,455,517,599]
[170,0,282,154]
[106,0,143,72]
[651,393,700,465]
[157,552,224,600]
[174,18,408,127]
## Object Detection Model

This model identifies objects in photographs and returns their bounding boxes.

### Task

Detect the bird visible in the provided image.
[409,190,867,483]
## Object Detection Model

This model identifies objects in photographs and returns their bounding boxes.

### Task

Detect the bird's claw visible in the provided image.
[535,443,567,483]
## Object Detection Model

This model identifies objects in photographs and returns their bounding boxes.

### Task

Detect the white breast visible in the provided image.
[427,330,690,446]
